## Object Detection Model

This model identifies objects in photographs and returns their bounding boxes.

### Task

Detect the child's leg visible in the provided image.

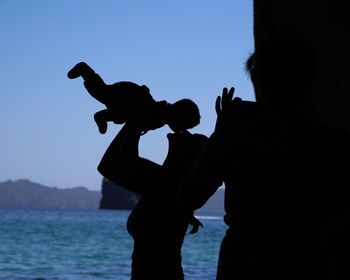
[67,62,95,80]
[67,62,108,104]
[83,77,108,104]
[94,109,112,134]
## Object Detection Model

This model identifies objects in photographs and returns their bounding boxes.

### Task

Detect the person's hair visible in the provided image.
[245,52,255,77]
[169,99,201,130]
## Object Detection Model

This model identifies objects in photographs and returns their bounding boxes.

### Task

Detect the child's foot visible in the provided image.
[97,122,108,134]
[67,62,94,79]
[94,114,108,134]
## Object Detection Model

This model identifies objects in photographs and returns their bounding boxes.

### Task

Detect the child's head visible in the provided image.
[167,99,200,132]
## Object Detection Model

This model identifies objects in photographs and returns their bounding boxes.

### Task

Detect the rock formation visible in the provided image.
[99,177,140,210]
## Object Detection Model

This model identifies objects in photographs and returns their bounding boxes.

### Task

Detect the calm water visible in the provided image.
[0,209,226,280]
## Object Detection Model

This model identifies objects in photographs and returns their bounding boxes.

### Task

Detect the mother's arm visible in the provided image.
[177,87,237,210]
[97,123,165,194]
[177,130,224,211]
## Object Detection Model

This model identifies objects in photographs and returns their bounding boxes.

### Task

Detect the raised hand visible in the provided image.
[215,87,261,132]
[215,87,238,130]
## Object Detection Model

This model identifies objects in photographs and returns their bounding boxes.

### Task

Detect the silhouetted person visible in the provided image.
[97,115,208,279]
[178,29,350,280]
[67,62,200,134]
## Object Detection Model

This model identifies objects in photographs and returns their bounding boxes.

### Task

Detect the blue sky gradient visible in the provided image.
[0,0,255,190]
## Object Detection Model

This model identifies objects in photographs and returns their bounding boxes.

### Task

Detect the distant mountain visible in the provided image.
[0,179,225,214]
[0,179,101,209]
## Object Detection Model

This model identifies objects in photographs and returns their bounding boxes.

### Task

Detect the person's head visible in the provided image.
[246,28,318,120]
[167,99,201,132]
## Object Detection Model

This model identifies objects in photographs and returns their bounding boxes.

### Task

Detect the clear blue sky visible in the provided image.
[0,0,255,190]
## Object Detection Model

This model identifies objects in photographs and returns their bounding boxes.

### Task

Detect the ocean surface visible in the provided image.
[0,209,226,280]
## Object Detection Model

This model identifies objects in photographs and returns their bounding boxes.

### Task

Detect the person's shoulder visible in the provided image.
[192,133,209,140]
[312,123,349,139]
[311,123,350,154]
[190,133,209,145]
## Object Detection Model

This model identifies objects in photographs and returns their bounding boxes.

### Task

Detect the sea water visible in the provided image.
[0,209,226,280]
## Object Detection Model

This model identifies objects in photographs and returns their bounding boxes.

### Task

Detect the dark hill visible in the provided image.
[0,179,100,209]
[0,179,225,214]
